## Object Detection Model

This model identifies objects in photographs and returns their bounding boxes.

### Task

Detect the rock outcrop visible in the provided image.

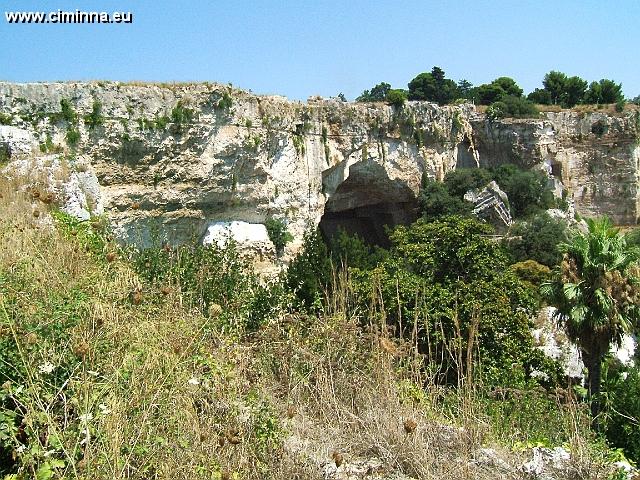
[1,81,639,264]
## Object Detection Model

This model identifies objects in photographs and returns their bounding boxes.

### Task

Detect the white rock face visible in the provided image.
[2,155,103,221]
[202,220,274,255]
[0,125,37,157]
[0,81,639,266]
[534,307,637,379]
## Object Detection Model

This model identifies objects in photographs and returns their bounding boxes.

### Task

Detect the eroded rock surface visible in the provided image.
[1,82,639,264]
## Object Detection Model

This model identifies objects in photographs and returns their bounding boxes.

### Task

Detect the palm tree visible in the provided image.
[541,217,640,423]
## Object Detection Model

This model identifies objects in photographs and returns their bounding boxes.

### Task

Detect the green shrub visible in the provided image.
[170,100,195,132]
[0,145,9,166]
[329,228,388,270]
[503,212,568,267]
[350,216,558,387]
[218,92,233,110]
[65,127,81,147]
[0,113,13,125]
[131,241,276,332]
[356,82,391,102]
[386,89,408,107]
[59,98,77,123]
[264,217,293,256]
[487,95,538,119]
[603,363,640,463]
[419,177,473,220]
[84,100,104,129]
[285,227,332,312]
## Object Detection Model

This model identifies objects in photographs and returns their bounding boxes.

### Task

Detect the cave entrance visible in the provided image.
[319,160,418,248]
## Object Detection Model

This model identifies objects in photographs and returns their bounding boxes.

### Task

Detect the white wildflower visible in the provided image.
[98,403,111,415]
[79,413,93,423]
[529,370,550,382]
[15,444,26,454]
[38,362,55,374]
[187,377,200,386]
[87,370,100,377]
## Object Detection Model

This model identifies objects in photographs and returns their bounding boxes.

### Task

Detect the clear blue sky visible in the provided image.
[2,0,639,100]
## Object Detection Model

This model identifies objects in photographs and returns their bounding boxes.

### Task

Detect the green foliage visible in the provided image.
[264,217,293,256]
[584,79,625,105]
[419,176,473,220]
[487,95,539,119]
[292,134,305,156]
[329,229,388,270]
[38,134,62,154]
[408,66,459,105]
[528,88,552,105]
[603,364,640,463]
[170,100,195,132]
[477,77,524,106]
[65,127,80,147]
[385,89,408,107]
[542,218,640,419]
[456,79,474,99]
[217,92,233,110]
[0,145,9,166]
[504,212,568,267]
[0,113,13,125]
[83,100,104,129]
[491,164,554,217]
[351,216,555,386]
[59,98,77,123]
[510,260,552,287]
[285,228,332,312]
[443,168,493,198]
[131,240,277,332]
[356,82,391,102]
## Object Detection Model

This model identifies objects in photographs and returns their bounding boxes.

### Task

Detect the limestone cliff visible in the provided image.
[1,81,639,263]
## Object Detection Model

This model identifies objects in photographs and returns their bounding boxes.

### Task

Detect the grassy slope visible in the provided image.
[0,173,617,479]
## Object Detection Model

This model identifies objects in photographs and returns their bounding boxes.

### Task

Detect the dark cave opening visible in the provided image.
[319,201,418,248]
[319,160,419,248]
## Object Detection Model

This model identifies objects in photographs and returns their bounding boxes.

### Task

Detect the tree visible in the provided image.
[385,89,408,107]
[492,77,523,97]
[584,79,624,104]
[541,218,640,422]
[487,95,538,119]
[543,71,569,105]
[285,227,332,311]
[457,79,474,99]
[476,83,505,105]
[528,88,552,105]
[419,177,473,220]
[491,164,553,217]
[356,82,391,102]
[504,212,568,267]
[563,76,588,107]
[408,67,458,105]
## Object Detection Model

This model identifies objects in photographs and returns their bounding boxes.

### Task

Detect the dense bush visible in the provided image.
[347,216,561,386]
[487,95,539,119]
[285,227,332,311]
[264,217,293,256]
[503,212,568,267]
[604,364,640,463]
[84,100,104,129]
[419,177,472,220]
[385,88,408,107]
[130,240,279,332]
[491,164,554,217]
[408,66,459,105]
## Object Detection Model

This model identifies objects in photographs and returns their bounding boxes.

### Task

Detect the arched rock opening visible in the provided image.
[319,160,418,248]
